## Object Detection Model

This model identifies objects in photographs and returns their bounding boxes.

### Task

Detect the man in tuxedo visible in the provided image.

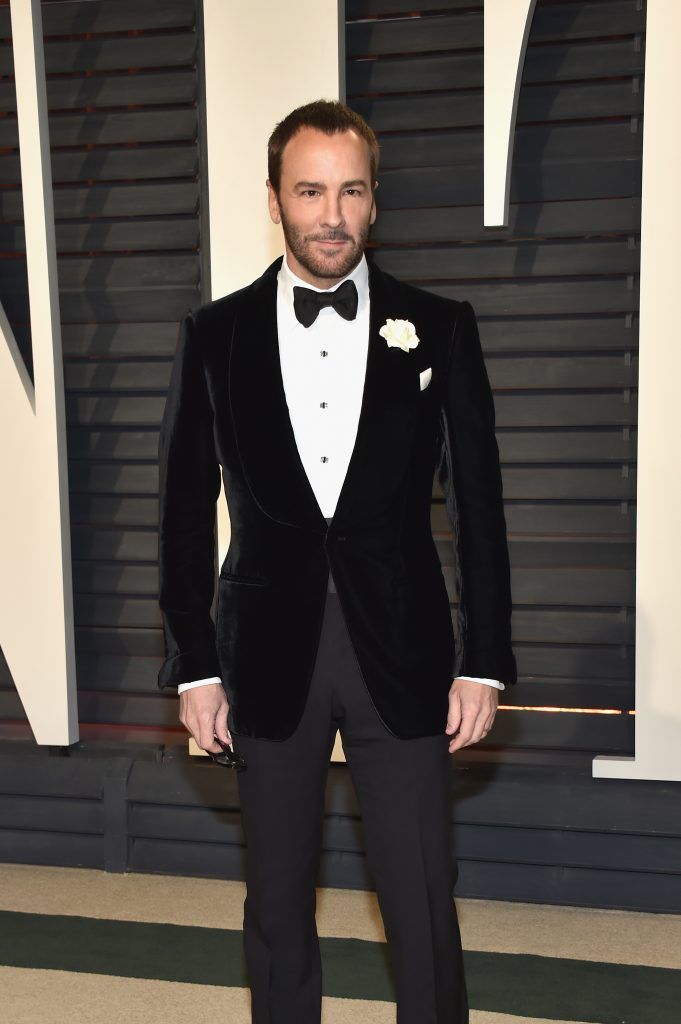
[157,99,516,1023]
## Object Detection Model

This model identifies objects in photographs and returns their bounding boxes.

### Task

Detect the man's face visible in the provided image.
[267,127,377,288]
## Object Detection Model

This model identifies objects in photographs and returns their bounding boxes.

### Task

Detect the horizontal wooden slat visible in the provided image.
[492,392,636,428]
[7,291,198,323]
[71,597,161,638]
[0,754,104,799]
[479,503,635,536]
[66,360,173,391]
[376,240,640,283]
[70,528,159,565]
[374,157,642,207]
[445,565,634,605]
[514,644,632,681]
[451,765,677,835]
[353,79,643,133]
[0,70,197,112]
[504,680,633,712]
[0,830,104,869]
[0,145,198,186]
[428,280,638,318]
[0,0,195,37]
[376,122,641,171]
[1,182,199,221]
[68,495,158,527]
[0,794,103,833]
[67,461,160,491]
[477,316,638,354]
[346,2,644,58]
[129,803,243,843]
[497,430,636,463]
[372,198,642,245]
[29,253,197,290]
[0,34,196,78]
[2,219,199,256]
[66,399,165,431]
[0,108,197,148]
[347,0,483,15]
[511,609,633,646]
[500,467,635,500]
[67,429,160,461]
[347,39,644,94]
[509,538,634,569]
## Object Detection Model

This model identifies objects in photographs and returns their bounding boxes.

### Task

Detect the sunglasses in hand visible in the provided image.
[206,735,247,772]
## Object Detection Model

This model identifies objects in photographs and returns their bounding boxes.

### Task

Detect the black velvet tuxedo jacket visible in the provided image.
[157,254,517,740]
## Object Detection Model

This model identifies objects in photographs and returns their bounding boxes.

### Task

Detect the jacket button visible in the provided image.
[337,535,347,542]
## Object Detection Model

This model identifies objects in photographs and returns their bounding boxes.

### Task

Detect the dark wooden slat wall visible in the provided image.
[0,0,202,740]
[346,0,644,753]
[0,0,642,758]
[3,1,679,915]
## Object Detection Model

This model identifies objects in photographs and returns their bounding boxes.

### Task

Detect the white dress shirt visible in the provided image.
[177,253,503,694]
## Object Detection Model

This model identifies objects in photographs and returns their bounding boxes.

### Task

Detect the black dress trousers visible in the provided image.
[231,548,469,1024]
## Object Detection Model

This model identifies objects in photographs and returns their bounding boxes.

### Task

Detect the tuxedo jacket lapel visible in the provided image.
[228,255,423,533]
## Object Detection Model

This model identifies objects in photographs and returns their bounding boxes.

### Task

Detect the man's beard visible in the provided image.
[279,206,371,282]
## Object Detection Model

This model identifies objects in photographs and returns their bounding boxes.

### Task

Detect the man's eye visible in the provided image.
[303,190,319,197]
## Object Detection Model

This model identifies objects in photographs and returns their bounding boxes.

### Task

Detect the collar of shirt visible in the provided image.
[277,250,370,327]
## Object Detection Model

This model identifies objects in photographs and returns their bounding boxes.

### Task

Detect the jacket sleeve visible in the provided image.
[437,300,517,686]
[157,309,222,690]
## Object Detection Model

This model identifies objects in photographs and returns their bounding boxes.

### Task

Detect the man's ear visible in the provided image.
[370,180,379,224]
[266,179,281,225]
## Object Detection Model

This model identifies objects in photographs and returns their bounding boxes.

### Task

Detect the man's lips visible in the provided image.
[315,239,349,246]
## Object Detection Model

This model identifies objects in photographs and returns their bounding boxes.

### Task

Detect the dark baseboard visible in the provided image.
[1,737,680,914]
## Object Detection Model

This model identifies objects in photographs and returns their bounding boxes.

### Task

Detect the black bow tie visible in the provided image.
[292,278,359,328]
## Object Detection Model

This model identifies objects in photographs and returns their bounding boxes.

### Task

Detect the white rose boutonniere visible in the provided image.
[379,318,420,352]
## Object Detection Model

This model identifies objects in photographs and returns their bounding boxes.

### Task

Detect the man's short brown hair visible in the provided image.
[267,99,379,194]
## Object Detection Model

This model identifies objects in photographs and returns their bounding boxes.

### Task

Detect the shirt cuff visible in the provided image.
[177,676,222,694]
[456,675,505,691]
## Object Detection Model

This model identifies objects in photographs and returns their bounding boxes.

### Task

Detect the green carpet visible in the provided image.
[0,909,678,1024]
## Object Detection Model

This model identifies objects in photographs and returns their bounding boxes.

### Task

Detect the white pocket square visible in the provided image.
[419,367,432,391]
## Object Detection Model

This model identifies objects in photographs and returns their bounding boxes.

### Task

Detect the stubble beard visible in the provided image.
[279,205,371,283]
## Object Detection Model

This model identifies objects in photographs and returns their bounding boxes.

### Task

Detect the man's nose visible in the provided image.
[320,195,344,227]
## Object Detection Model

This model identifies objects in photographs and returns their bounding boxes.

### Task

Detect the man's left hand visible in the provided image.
[445,677,499,753]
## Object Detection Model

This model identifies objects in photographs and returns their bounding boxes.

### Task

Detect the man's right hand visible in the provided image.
[179,684,231,754]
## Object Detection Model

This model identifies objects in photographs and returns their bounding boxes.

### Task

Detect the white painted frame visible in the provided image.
[0,0,77,744]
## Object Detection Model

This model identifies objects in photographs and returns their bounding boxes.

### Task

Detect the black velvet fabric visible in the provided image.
[157,255,516,740]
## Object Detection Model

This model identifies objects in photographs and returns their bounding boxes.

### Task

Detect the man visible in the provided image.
[157,100,516,1024]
